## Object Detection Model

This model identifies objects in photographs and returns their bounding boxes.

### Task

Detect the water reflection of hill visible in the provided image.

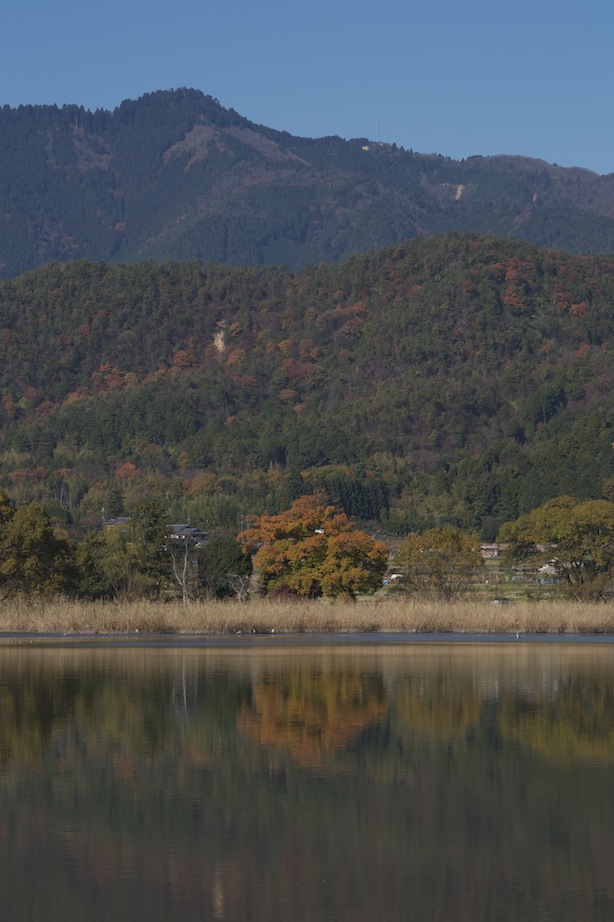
[1,645,614,921]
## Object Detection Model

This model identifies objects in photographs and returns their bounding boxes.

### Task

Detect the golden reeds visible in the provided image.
[0,595,613,636]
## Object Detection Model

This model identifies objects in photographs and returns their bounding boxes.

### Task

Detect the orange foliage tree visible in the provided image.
[239,494,388,599]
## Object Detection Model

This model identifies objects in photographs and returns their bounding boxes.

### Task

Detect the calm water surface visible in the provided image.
[1,636,614,921]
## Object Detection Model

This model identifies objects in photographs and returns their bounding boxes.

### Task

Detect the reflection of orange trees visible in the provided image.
[238,669,387,767]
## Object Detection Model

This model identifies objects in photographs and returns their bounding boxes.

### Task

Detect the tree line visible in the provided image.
[0,492,252,603]
[3,487,614,604]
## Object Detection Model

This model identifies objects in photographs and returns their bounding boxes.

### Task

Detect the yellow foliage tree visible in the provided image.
[398,524,483,599]
[498,496,614,599]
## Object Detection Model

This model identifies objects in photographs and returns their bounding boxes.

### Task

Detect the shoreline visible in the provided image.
[2,631,614,647]
[1,596,614,637]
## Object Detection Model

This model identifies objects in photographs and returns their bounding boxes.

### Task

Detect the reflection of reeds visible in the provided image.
[0,596,614,635]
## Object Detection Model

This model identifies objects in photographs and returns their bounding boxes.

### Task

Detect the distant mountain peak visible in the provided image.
[2,89,614,278]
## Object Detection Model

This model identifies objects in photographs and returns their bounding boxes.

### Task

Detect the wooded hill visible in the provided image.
[3,88,614,279]
[1,232,614,539]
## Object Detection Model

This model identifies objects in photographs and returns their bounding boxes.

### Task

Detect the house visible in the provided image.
[169,524,209,545]
[480,544,500,559]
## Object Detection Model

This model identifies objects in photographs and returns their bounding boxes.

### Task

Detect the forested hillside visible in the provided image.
[1,232,614,538]
[3,88,614,278]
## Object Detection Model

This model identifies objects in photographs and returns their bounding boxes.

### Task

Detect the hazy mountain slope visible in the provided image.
[2,89,614,279]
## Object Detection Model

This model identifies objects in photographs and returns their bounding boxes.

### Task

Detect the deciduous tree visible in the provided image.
[498,496,614,599]
[76,500,170,600]
[240,494,388,599]
[0,502,77,598]
[398,524,483,599]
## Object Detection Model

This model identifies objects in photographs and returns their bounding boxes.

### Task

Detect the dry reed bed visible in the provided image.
[1,596,614,636]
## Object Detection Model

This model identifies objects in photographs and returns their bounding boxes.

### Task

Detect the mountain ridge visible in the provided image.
[3,88,614,278]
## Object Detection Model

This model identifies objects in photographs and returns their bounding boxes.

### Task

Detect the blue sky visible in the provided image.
[3,0,614,174]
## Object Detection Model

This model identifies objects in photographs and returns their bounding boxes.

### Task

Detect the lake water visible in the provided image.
[1,635,614,921]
